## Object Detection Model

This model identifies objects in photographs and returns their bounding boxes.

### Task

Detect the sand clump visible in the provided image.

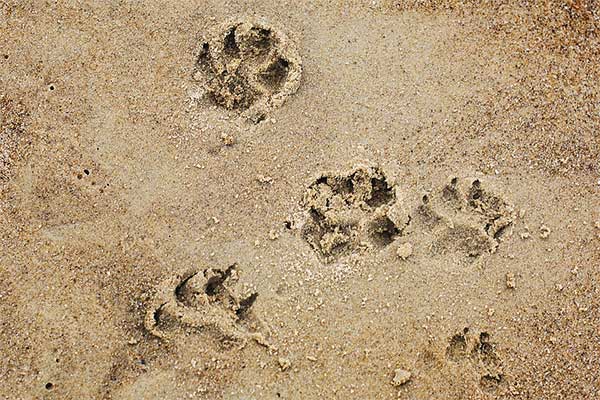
[392,368,412,386]
[396,242,413,260]
[505,272,516,289]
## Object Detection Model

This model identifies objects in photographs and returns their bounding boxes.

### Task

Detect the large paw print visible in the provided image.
[193,19,302,123]
[144,264,270,348]
[297,165,410,263]
[417,177,514,257]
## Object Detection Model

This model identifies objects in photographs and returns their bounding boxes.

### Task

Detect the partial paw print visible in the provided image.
[192,18,302,123]
[295,165,410,263]
[445,328,505,392]
[417,177,514,257]
[0,94,29,189]
[144,264,271,349]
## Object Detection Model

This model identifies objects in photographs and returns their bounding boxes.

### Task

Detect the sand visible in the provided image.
[1,1,599,399]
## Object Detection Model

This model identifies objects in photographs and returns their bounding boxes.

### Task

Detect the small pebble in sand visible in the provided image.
[520,231,530,240]
[539,225,551,239]
[192,70,204,82]
[278,357,291,371]
[396,243,413,260]
[506,272,516,289]
[257,174,274,184]
[392,368,411,386]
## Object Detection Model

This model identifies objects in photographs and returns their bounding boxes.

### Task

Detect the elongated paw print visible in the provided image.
[297,165,410,263]
[193,19,302,123]
[417,177,514,257]
[145,264,270,348]
[0,94,29,187]
[446,328,505,391]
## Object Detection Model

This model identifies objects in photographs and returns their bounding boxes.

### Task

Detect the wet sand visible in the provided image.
[1,1,599,399]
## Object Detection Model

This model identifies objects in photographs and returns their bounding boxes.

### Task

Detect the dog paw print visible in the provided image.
[297,164,410,263]
[0,94,29,188]
[417,177,514,257]
[446,328,505,392]
[144,264,271,348]
[193,19,302,123]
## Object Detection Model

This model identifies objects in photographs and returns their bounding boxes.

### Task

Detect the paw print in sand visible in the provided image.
[417,177,514,257]
[0,95,29,187]
[193,19,302,123]
[297,164,410,263]
[446,328,505,391]
[145,264,270,348]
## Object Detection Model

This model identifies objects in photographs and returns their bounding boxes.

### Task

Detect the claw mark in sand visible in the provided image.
[192,18,302,123]
[297,164,410,263]
[145,264,271,349]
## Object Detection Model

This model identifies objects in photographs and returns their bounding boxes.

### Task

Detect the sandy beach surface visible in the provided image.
[1,1,599,399]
